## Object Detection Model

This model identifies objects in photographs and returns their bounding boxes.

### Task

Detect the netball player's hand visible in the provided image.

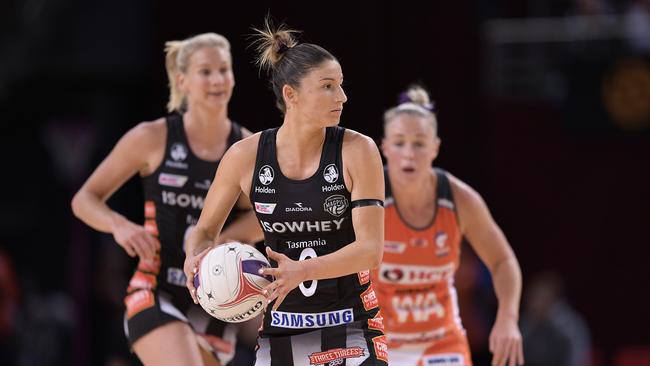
[489,314,524,366]
[260,247,307,311]
[111,218,160,260]
[184,246,212,304]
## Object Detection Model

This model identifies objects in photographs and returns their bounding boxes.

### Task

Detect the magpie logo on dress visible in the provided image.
[258,165,274,185]
[324,194,349,217]
[323,164,339,183]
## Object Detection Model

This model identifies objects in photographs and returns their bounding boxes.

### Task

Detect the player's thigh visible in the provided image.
[132,321,206,366]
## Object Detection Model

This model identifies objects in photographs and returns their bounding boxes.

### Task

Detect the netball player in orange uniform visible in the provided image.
[372,85,524,366]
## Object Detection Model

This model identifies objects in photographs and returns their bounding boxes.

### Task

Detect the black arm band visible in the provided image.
[350,199,384,209]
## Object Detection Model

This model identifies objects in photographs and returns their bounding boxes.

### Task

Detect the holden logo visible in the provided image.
[323,164,339,183]
[323,194,349,217]
[170,143,188,161]
[258,165,274,185]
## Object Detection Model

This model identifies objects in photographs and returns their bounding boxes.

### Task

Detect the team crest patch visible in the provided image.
[258,165,274,185]
[323,194,349,217]
[323,164,339,183]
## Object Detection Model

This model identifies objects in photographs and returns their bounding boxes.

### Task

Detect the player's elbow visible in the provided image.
[70,191,84,219]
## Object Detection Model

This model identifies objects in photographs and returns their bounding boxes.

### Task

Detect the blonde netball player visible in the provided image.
[71,33,263,366]
[373,85,524,366]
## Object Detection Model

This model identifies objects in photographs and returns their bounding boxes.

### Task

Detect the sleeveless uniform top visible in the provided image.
[138,114,244,293]
[372,167,466,348]
[250,127,380,338]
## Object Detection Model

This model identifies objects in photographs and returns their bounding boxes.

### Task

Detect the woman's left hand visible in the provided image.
[489,314,524,366]
[259,246,308,311]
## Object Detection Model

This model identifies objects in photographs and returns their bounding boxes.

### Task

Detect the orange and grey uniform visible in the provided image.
[371,167,472,366]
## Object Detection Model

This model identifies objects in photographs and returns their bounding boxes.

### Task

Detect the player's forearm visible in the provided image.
[71,190,125,233]
[492,255,522,320]
[186,225,215,257]
[302,239,382,281]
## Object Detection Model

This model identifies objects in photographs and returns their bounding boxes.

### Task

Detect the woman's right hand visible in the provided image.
[111,216,160,260]
[184,246,212,304]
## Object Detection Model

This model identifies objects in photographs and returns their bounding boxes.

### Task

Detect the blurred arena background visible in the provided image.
[1,0,649,365]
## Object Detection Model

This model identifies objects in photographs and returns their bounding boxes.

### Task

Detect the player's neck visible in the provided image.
[183,107,230,142]
[391,170,436,209]
[276,120,326,157]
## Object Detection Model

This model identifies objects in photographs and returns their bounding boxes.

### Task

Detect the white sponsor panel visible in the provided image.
[255,202,277,214]
[379,262,454,285]
[158,173,188,187]
[270,308,354,329]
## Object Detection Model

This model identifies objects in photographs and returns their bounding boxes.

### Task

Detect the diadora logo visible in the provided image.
[379,263,454,285]
[170,143,188,161]
[260,218,345,233]
[194,179,211,190]
[158,173,188,188]
[322,183,345,192]
[162,191,205,209]
[286,202,313,212]
[323,163,339,183]
[258,165,274,185]
[254,202,277,214]
[270,308,354,329]
[324,194,349,217]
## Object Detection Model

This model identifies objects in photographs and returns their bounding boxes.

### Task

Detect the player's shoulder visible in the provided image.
[443,170,483,205]
[118,117,167,148]
[341,128,378,153]
[223,131,263,161]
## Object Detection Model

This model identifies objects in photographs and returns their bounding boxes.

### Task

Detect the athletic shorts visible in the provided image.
[123,285,237,364]
[254,320,388,366]
[388,333,472,366]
